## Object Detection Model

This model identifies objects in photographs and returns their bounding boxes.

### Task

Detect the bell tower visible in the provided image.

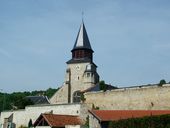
[50,21,99,104]
[71,22,93,61]
[65,21,99,103]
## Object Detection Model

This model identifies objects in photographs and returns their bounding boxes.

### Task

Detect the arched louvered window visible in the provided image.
[73,91,81,103]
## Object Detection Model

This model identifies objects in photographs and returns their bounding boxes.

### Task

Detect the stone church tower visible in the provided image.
[50,22,99,104]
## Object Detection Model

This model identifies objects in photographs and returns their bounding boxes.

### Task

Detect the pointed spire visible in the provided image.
[67,21,94,64]
[72,22,93,52]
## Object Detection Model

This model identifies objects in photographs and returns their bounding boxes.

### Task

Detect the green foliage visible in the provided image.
[84,116,89,128]
[159,79,166,86]
[0,88,58,112]
[45,88,59,98]
[108,114,170,128]
[15,98,34,109]
[99,80,107,91]
[92,104,100,110]
[28,119,33,127]
[80,93,86,102]
[108,121,114,128]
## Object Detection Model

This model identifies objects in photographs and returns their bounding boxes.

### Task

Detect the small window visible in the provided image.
[87,73,90,77]
[91,73,94,77]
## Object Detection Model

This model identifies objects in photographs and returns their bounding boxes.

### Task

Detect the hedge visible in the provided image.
[108,114,170,128]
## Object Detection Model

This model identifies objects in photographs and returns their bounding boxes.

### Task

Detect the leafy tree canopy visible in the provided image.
[159,79,166,86]
[99,80,107,91]
[0,88,58,112]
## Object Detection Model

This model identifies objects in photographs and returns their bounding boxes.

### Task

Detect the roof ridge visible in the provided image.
[43,113,79,117]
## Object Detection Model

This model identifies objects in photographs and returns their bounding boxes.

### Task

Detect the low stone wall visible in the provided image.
[84,84,170,110]
[0,104,89,128]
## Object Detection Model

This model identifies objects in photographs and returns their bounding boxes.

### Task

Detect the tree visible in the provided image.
[14,98,34,109]
[45,88,59,98]
[0,88,57,112]
[159,79,166,86]
[28,119,33,127]
[99,80,107,91]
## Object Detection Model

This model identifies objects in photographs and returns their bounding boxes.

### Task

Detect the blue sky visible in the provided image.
[0,0,170,93]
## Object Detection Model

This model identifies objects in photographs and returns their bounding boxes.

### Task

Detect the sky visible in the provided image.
[0,0,170,93]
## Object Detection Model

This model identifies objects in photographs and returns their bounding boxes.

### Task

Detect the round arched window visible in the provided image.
[73,91,81,103]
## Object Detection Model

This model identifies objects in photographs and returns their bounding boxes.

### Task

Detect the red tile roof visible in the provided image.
[34,114,82,127]
[89,110,170,121]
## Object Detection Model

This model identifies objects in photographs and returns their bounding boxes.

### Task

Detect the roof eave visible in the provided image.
[88,110,102,122]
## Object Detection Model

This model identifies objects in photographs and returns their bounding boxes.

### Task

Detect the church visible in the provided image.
[0,21,103,128]
[1,21,170,128]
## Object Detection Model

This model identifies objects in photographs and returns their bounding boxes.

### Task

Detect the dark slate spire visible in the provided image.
[67,21,94,64]
[72,22,93,52]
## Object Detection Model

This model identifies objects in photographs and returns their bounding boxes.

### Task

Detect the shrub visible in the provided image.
[108,114,170,128]
[159,79,166,86]
[99,80,107,91]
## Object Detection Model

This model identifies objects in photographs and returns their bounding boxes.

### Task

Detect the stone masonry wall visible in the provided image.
[84,84,170,110]
[50,84,68,104]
